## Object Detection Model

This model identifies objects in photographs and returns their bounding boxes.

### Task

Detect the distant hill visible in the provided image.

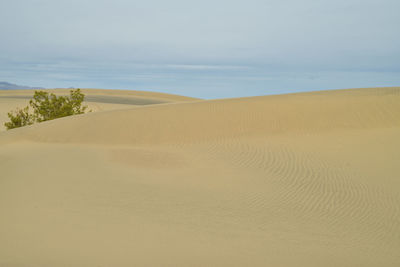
[0,81,45,90]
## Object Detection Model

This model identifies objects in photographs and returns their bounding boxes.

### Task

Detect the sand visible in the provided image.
[0,88,198,131]
[0,87,399,266]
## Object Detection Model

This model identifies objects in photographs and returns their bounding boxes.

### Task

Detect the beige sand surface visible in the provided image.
[0,88,199,131]
[0,87,399,266]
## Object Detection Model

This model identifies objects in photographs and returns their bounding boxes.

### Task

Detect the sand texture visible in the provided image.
[1,87,400,266]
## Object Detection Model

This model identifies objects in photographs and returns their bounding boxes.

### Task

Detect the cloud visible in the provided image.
[0,0,399,97]
[165,64,250,70]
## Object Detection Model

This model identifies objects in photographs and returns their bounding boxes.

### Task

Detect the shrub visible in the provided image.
[4,106,34,129]
[4,89,88,130]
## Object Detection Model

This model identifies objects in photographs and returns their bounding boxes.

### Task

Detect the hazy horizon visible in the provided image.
[1,0,399,98]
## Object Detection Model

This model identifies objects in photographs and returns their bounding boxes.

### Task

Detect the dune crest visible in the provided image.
[1,87,399,145]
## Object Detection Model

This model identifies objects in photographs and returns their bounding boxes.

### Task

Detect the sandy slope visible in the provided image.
[0,88,199,131]
[0,87,399,266]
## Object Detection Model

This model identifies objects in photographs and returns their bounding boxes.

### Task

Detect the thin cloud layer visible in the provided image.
[0,0,399,97]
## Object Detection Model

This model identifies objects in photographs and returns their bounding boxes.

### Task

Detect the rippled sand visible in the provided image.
[1,87,399,266]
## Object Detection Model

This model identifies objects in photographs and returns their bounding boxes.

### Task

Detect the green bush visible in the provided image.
[4,89,88,130]
[4,106,34,130]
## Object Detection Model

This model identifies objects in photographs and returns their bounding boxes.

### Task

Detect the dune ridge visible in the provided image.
[1,87,400,266]
[1,87,399,145]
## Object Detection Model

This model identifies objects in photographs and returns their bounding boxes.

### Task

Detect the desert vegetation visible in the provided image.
[4,89,88,130]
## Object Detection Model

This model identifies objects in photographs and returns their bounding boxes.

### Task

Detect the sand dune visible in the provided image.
[1,87,399,266]
[0,88,199,131]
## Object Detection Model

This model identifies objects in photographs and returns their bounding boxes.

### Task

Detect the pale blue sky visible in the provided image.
[1,0,399,98]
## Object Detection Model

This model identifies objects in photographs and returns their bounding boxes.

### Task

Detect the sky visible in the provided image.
[0,0,399,98]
